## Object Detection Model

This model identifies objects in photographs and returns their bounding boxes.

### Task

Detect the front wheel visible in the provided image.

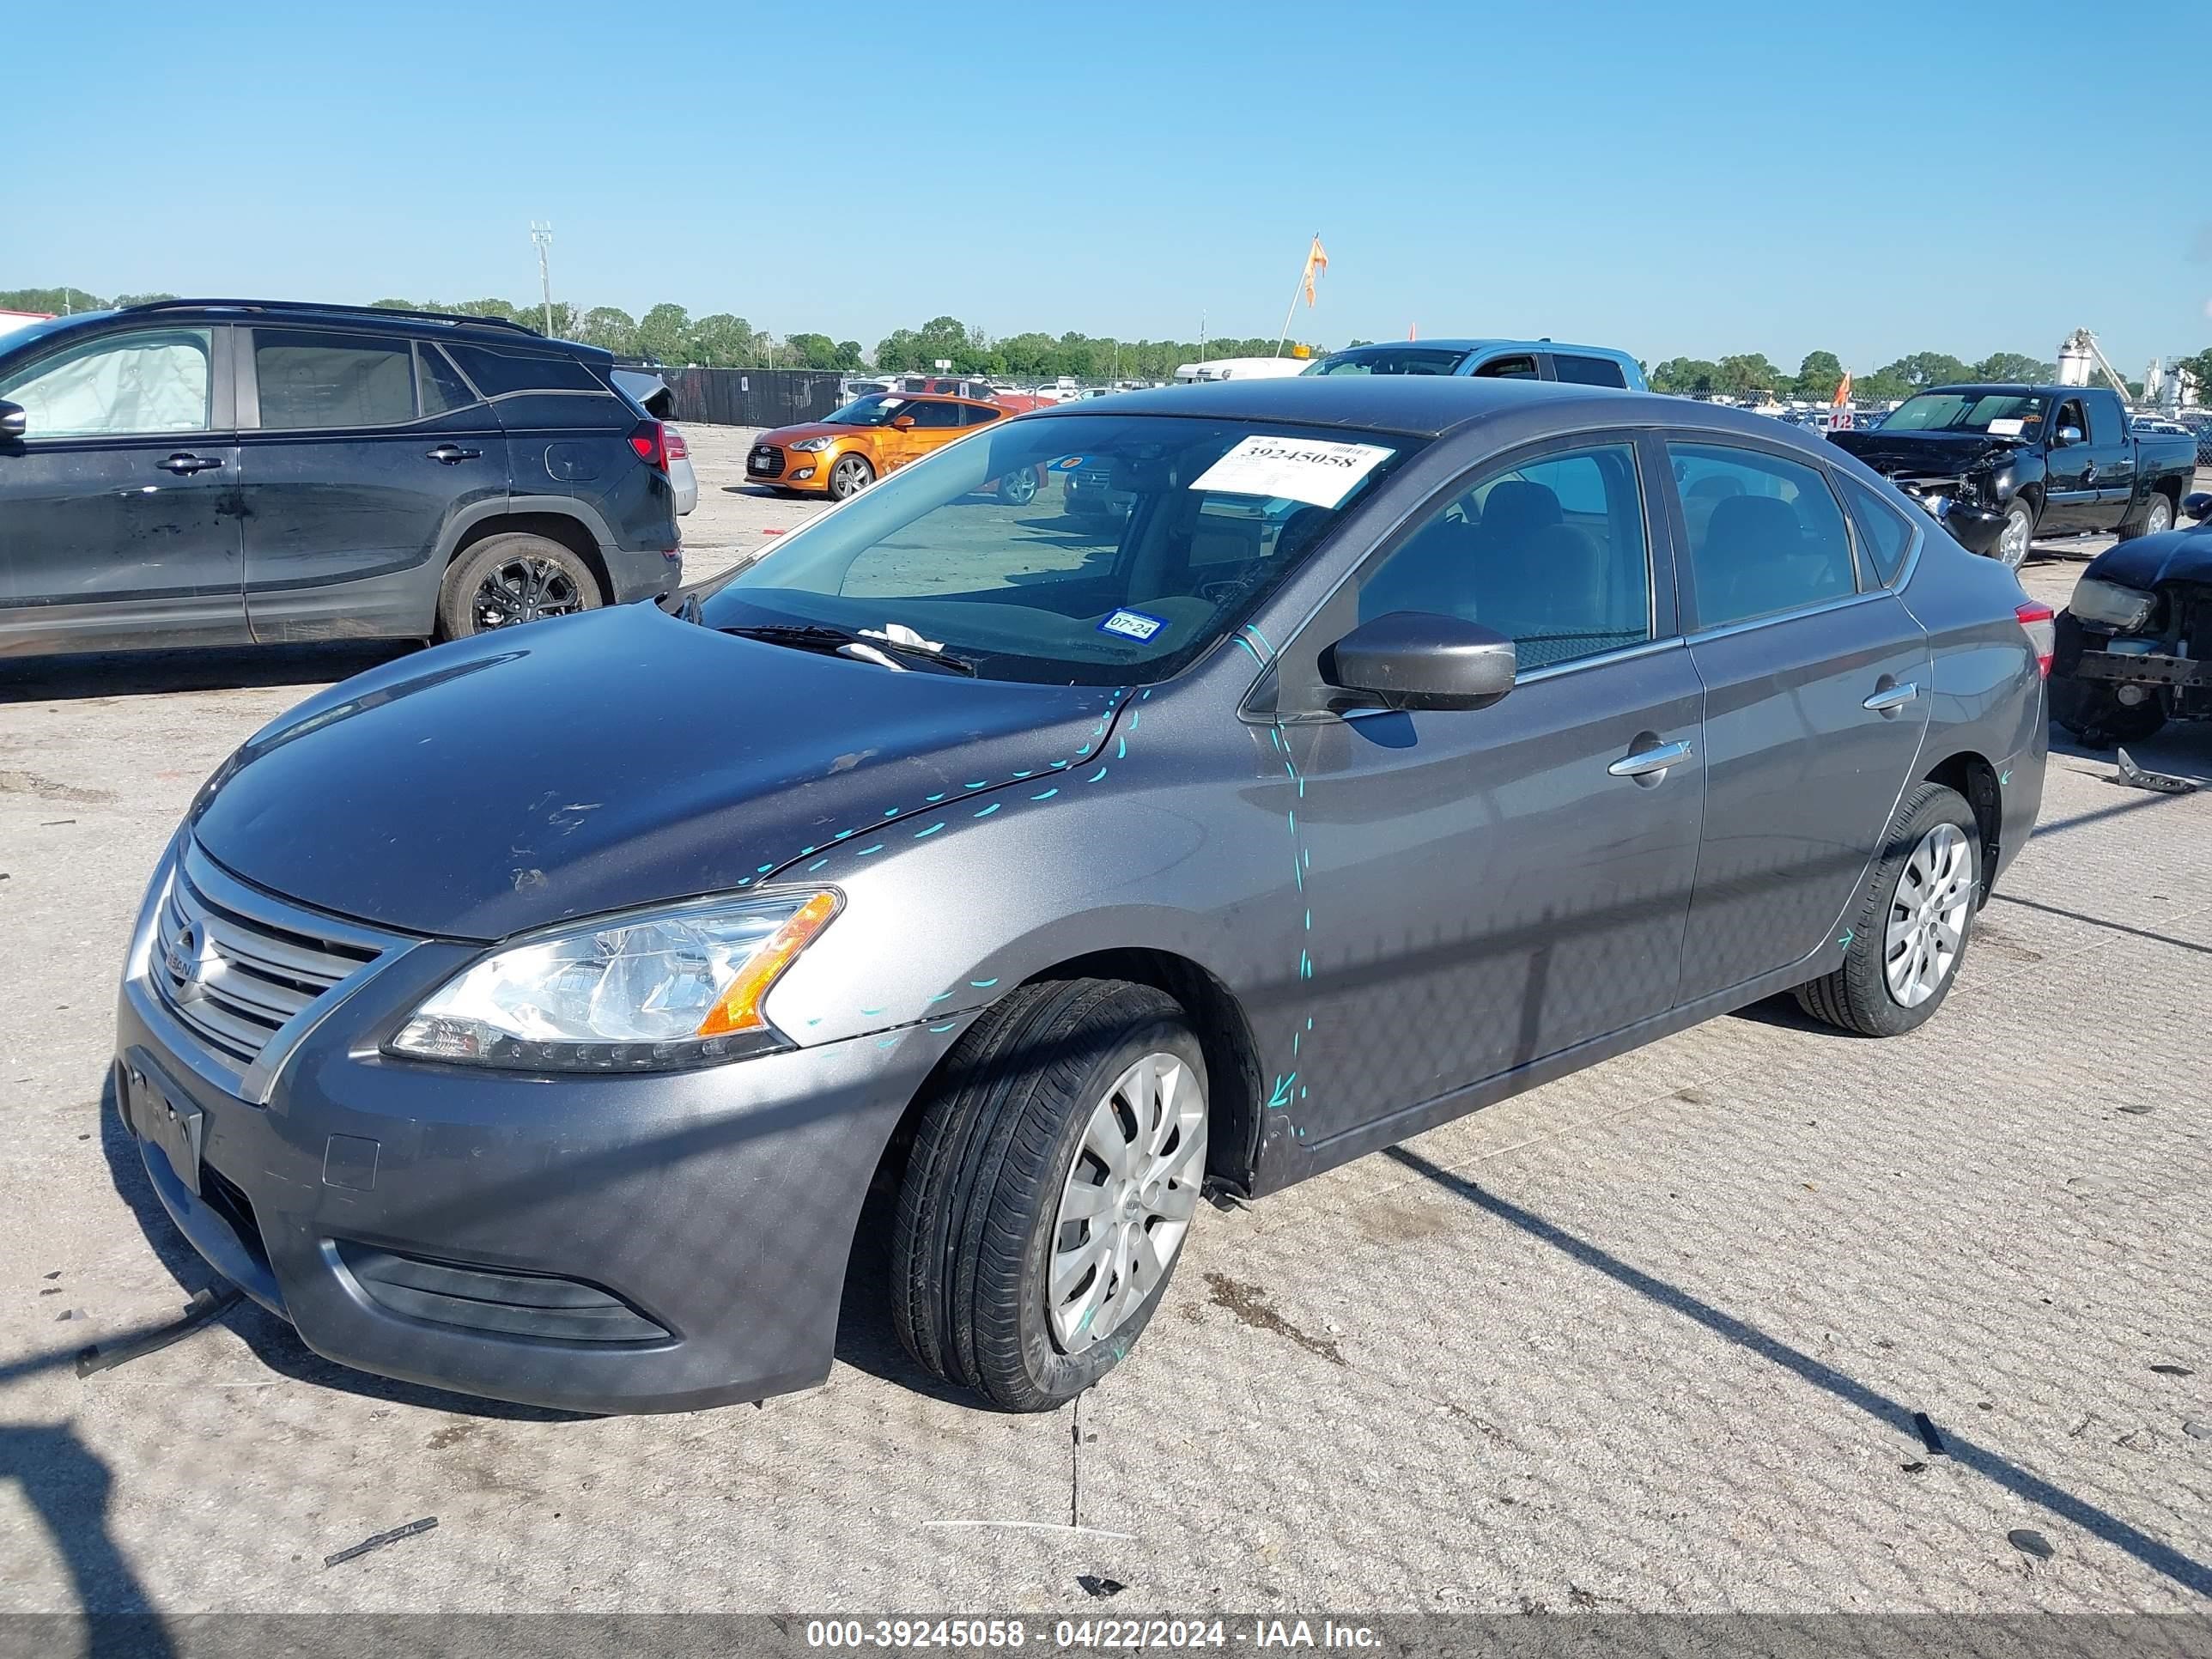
[827,453,874,501]
[1794,782,1981,1037]
[891,980,1207,1412]
[1994,500,2035,569]
[996,467,1040,505]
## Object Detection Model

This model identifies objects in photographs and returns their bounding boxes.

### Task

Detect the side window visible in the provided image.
[1840,475,1917,586]
[1358,441,1652,670]
[2055,398,2087,442]
[1470,354,1540,380]
[416,343,479,416]
[0,328,212,438]
[254,330,415,429]
[907,399,963,428]
[445,343,605,397]
[1553,354,1628,388]
[2085,392,2124,444]
[1669,443,1856,629]
[959,402,1003,427]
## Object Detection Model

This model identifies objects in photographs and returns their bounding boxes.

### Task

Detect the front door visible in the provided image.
[2041,395,2097,532]
[1278,435,1705,1143]
[879,397,969,474]
[237,328,504,641]
[1662,439,1933,1004]
[0,324,246,651]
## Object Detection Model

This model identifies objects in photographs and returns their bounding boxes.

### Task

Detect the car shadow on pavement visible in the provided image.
[0,1422,175,1652]
[829,1188,999,1407]
[93,1075,586,1423]
[1381,1143,2212,1600]
[0,642,419,704]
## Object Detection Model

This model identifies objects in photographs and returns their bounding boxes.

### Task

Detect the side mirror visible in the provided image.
[2185,492,2212,524]
[1321,611,1516,712]
[2054,425,2083,447]
[0,401,24,441]
[890,415,916,431]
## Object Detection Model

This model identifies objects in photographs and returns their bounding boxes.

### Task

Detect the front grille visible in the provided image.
[334,1241,671,1346]
[1072,465,1112,489]
[151,846,389,1078]
[746,444,784,478]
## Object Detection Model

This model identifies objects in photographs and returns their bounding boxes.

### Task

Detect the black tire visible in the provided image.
[436,532,602,641]
[891,979,1205,1412]
[2050,674,2168,744]
[1794,782,1981,1038]
[1994,499,2035,569]
[826,453,874,501]
[997,467,1040,505]
[2117,492,2174,543]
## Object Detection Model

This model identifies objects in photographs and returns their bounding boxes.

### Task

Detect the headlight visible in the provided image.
[2069,576,2158,633]
[387,890,838,1072]
[788,435,836,453]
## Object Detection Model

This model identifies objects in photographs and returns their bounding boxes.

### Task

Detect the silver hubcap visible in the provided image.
[1048,1052,1205,1352]
[1997,508,2031,567]
[2147,500,2172,535]
[1886,822,1973,1008]
[473,557,581,629]
[834,459,868,495]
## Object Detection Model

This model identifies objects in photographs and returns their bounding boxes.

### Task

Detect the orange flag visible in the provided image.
[1303,237,1328,307]
[1832,369,1852,407]
[1407,323,1418,341]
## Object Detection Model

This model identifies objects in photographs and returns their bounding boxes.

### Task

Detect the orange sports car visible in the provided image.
[747,391,1037,501]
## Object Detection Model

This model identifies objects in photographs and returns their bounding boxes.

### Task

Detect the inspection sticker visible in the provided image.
[1189,435,1393,508]
[1097,608,1168,642]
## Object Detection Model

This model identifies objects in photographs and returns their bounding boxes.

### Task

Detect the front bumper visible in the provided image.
[745,444,831,492]
[113,852,950,1413]
[1938,500,2005,558]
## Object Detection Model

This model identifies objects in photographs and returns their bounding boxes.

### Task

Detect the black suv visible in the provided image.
[0,299,682,659]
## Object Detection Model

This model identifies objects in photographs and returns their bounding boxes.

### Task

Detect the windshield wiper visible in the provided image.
[720,622,977,676]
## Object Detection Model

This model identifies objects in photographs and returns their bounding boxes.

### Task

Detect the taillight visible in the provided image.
[662,425,689,462]
[2015,600,2055,679]
[629,421,668,471]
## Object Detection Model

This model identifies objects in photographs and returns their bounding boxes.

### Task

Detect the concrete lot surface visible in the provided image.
[0,425,2204,1618]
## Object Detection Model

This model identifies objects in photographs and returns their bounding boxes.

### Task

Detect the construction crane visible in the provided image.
[2056,328,2136,401]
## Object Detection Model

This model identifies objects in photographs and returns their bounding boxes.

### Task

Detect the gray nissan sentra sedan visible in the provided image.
[115,378,2050,1413]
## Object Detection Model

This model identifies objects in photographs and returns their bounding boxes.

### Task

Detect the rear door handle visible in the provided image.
[1863,683,1919,714]
[156,453,224,475]
[425,445,483,464]
[1607,739,1693,779]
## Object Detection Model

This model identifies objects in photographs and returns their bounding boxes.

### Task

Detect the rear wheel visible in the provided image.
[436,532,602,641]
[997,467,1040,505]
[2119,493,2174,542]
[1994,500,2035,568]
[891,980,1206,1412]
[827,453,874,501]
[1795,782,1981,1037]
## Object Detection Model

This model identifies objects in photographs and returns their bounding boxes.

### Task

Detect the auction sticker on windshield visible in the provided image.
[1190,435,1394,508]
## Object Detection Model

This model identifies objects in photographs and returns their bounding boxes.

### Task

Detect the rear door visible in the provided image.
[0,323,246,649]
[1665,437,1933,1005]
[238,327,507,641]
[2081,390,2136,524]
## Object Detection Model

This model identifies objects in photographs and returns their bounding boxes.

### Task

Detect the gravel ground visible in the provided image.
[0,425,2204,1620]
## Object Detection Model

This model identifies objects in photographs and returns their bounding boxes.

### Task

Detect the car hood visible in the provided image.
[2082,524,2212,591]
[1828,429,2025,476]
[189,605,1124,941]
[757,421,866,447]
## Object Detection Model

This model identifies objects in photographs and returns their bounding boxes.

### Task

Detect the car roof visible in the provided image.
[1041,374,1634,437]
[86,299,615,362]
[1320,337,1632,359]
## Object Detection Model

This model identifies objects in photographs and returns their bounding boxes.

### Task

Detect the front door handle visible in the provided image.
[1863,682,1919,714]
[426,445,483,465]
[1607,739,1693,779]
[156,453,224,475]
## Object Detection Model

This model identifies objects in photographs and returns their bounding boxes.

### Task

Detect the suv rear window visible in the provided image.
[1553,354,1628,388]
[254,330,415,429]
[446,343,605,397]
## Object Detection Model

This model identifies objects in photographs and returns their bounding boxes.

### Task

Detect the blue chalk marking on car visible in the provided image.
[973,803,1001,817]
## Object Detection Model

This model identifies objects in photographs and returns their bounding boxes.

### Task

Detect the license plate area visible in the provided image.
[128,1066,204,1197]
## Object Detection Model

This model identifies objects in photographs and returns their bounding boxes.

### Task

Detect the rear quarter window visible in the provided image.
[445,343,608,397]
[1553,354,1628,388]
[1839,474,1917,586]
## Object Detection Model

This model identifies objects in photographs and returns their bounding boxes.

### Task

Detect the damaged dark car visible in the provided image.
[2051,491,2212,743]
[1830,384,2196,569]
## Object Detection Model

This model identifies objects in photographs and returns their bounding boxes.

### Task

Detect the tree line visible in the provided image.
[9,287,2210,399]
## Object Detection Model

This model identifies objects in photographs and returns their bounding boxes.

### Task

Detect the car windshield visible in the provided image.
[822,393,912,427]
[699,413,1418,684]
[1303,347,1473,377]
[1882,392,2048,435]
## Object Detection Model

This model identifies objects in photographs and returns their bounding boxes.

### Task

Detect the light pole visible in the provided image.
[529,222,554,336]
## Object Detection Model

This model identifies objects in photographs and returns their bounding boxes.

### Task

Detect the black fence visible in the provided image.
[654,367,844,428]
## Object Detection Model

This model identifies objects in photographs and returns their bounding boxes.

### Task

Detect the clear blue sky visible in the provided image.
[9,0,2208,374]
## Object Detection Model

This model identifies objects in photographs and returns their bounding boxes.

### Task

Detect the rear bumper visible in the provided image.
[113,950,947,1414]
[605,540,684,605]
